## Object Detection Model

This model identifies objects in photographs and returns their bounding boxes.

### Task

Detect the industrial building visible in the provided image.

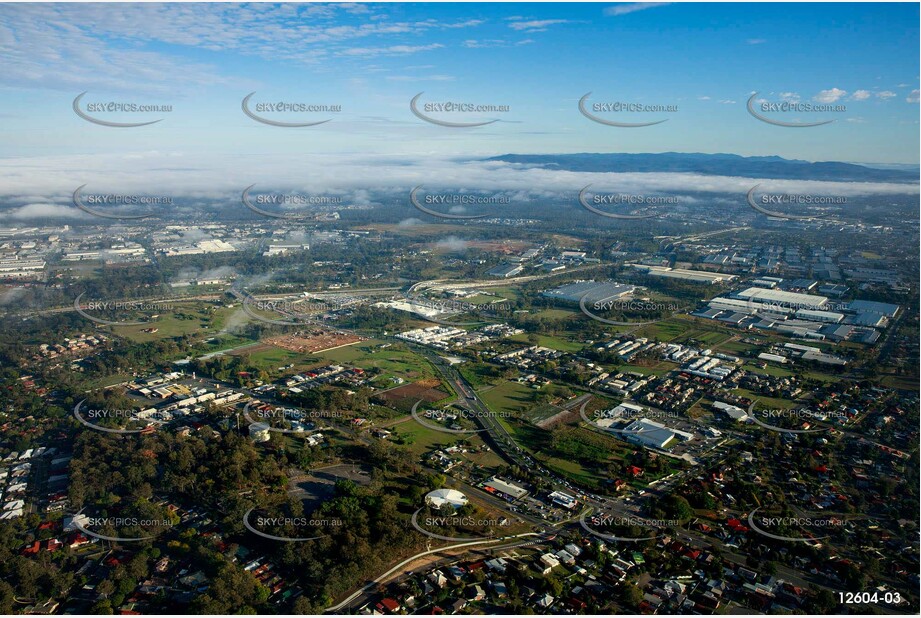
[483,477,528,500]
[631,264,737,284]
[621,418,693,449]
[542,280,635,304]
[487,263,523,278]
[735,287,829,310]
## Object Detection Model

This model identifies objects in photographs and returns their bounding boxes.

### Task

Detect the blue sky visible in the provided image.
[0,2,918,217]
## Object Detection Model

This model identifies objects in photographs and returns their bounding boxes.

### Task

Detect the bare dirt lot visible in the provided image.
[264,329,364,354]
[374,379,449,412]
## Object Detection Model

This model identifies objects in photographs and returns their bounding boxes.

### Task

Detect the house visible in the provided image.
[484,557,507,573]
[539,553,561,573]
[535,593,555,609]
[448,598,467,614]
[375,598,401,614]
[428,570,448,588]
[466,584,485,601]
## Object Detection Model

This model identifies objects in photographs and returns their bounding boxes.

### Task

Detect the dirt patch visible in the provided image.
[374,379,449,412]
[264,329,364,354]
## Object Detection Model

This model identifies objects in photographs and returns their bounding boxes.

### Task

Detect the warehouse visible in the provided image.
[621,418,693,449]
[483,477,528,500]
[735,287,828,310]
[632,264,736,284]
[542,280,635,304]
[846,300,899,317]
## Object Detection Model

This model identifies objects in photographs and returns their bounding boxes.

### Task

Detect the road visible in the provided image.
[324,532,546,614]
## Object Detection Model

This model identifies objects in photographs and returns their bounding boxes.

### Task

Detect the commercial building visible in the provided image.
[735,287,828,310]
[631,264,737,284]
[548,491,578,510]
[621,418,693,449]
[541,280,635,304]
[425,488,469,510]
[487,263,523,278]
[483,477,528,500]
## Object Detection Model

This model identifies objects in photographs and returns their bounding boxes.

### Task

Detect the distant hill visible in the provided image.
[485,152,919,183]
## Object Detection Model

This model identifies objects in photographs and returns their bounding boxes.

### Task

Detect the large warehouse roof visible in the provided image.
[735,287,828,310]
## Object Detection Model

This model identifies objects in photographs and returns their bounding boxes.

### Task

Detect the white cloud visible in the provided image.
[0,5,482,91]
[850,90,871,101]
[908,89,920,103]
[719,99,736,104]
[507,19,574,32]
[385,74,454,82]
[779,92,800,103]
[877,90,897,99]
[603,3,670,17]
[463,39,509,48]
[338,44,444,58]
[814,88,847,103]
[698,96,711,101]
[8,202,88,220]
[746,38,766,45]
[0,152,914,221]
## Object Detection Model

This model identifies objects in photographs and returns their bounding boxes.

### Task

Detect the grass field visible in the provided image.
[507,333,585,353]
[530,308,579,320]
[477,380,539,415]
[310,342,437,382]
[110,303,236,343]
[391,420,462,456]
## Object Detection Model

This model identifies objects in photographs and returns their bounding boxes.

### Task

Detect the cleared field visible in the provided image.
[391,421,464,456]
[110,303,236,343]
[530,308,579,320]
[311,342,437,381]
[477,380,539,415]
[375,379,450,412]
[265,329,364,354]
[506,333,584,352]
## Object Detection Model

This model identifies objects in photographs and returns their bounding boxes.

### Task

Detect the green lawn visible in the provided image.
[507,333,585,353]
[110,303,236,342]
[478,380,540,415]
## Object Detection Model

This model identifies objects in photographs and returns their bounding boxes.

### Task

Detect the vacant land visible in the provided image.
[265,329,364,354]
[375,379,450,412]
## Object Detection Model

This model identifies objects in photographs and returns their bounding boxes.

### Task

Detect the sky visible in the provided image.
[0,2,918,217]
